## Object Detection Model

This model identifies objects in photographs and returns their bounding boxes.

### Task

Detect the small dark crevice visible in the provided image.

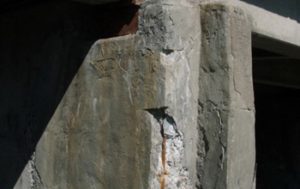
[162,49,174,55]
[200,127,209,154]
[145,107,168,122]
[145,106,180,138]
[145,106,168,137]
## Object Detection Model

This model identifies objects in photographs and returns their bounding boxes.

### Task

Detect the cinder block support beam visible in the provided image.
[198,4,255,189]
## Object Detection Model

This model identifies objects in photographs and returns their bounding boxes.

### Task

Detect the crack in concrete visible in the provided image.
[216,108,226,170]
[199,126,209,155]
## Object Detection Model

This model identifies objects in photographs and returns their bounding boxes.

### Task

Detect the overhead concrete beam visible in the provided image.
[200,0,300,51]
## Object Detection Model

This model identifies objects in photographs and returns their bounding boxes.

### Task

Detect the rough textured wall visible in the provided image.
[30,35,158,189]
[198,3,255,189]
[27,0,201,187]
[139,0,201,188]
[1,0,201,188]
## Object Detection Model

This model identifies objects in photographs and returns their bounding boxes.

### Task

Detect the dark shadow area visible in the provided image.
[254,46,300,188]
[241,0,300,23]
[0,1,138,188]
[255,84,300,189]
[252,33,300,60]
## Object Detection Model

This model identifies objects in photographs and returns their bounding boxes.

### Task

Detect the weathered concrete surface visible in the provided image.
[198,4,255,189]
[11,0,201,188]
[16,35,164,189]
[28,2,201,187]
[35,35,163,189]
[139,1,201,188]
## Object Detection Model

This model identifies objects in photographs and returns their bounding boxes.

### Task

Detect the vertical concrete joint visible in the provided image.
[199,3,255,189]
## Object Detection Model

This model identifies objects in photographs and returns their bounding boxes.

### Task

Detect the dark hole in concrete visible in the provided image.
[253,44,300,188]
[0,1,138,188]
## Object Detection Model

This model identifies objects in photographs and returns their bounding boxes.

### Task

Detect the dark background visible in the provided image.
[0,1,136,188]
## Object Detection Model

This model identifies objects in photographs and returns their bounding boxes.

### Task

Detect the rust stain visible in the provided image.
[160,173,165,189]
[162,136,167,172]
[118,10,139,36]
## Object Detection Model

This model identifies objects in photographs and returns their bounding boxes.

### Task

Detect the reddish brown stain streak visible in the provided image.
[118,10,139,36]
[162,136,167,171]
[160,174,165,189]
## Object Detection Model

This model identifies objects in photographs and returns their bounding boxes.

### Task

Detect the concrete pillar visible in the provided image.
[139,1,201,188]
[198,4,255,189]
